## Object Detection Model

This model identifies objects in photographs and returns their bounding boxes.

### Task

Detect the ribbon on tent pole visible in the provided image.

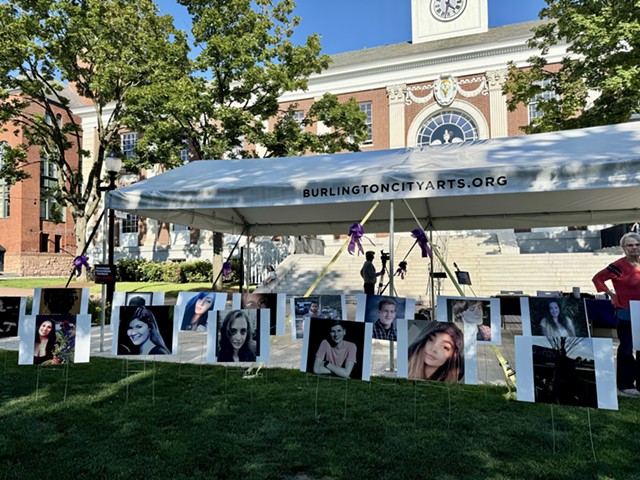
[73,255,91,277]
[402,200,517,392]
[347,223,364,255]
[302,201,380,298]
[396,260,407,280]
[222,261,232,280]
[65,208,105,288]
[211,224,250,290]
[395,261,407,279]
[411,228,432,258]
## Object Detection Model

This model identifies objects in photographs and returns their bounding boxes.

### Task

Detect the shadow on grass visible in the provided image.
[0,351,639,480]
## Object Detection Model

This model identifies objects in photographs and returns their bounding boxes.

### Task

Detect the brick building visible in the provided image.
[2,0,574,275]
[0,86,87,275]
[82,0,569,269]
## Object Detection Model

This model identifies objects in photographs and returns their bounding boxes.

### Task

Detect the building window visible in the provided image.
[121,213,139,233]
[293,109,305,127]
[416,110,478,146]
[54,235,61,253]
[180,148,189,164]
[0,183,9,219]
[121,132,139,158]
[0,143,10,218]
[358,102,373,145]
[528,79,557,123]
[55,113,63,127]
[40,155,63,222]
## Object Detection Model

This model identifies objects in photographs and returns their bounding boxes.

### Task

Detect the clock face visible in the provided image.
[430,0,467,22]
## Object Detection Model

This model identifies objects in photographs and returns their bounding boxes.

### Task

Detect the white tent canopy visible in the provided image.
[107,122,640,235]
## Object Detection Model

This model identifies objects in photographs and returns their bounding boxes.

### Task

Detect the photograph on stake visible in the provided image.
[0,296,25,338]
[301,317,372,381]
[290,295,347,341]
[436,295,501,344]
[396,319,467,384]
[355,293,416,342]
[207,309,270,363]
[233,292,286,336]
[33,288,90,315]
[521,296,590,337]
[630,300,640,350]
[515,335,617,410]
[112,306,176,356]
[175,291,227,332]
[19,313,92,365]
[110,291,166,332]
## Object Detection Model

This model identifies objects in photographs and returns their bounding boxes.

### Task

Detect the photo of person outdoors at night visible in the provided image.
[0,297,21,338]
[527,296,589,338]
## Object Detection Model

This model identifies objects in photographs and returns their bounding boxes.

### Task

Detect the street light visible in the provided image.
[102,153,122,306]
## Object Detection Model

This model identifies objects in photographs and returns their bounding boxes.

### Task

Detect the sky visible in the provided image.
[157,0,548,56]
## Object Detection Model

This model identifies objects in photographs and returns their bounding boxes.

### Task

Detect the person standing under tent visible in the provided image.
[360,251,382,295]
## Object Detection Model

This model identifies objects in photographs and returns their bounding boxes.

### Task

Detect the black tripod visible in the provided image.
[377,250,391,295]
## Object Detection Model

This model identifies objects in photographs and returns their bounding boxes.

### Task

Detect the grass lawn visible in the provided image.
[0,351,639,480]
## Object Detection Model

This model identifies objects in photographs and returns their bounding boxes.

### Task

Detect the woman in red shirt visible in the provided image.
[592,232,640,397]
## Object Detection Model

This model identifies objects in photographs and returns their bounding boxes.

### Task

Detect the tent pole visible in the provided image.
[389,200,395,296]
[245,228,251,291]
[429,229,435,317]
[388,200,396,372]
[100,206,107,352]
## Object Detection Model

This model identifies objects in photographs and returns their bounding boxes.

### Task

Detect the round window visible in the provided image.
[416,110,478,146]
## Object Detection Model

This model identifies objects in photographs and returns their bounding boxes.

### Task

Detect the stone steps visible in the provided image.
[264,233,620,304]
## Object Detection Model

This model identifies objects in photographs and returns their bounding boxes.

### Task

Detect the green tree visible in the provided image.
[503,0,640,133]
[123,0,367,288]
[0,0,188,260]
[124,0,368,168]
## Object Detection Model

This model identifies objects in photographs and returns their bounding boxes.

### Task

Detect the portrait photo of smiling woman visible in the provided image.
[115,306,175,356]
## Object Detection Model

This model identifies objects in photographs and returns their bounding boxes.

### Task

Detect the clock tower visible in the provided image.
[411,0,488,44]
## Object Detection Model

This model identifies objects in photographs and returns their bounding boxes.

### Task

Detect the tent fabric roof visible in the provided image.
[107,122,640,235]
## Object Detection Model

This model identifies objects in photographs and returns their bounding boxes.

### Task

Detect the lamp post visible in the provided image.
[101,154,122,306]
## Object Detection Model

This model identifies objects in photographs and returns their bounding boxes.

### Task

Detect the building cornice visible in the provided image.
[279,20,567,103]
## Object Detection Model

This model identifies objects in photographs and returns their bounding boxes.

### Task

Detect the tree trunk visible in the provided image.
[73,214,90,283]
[212,231,224,290]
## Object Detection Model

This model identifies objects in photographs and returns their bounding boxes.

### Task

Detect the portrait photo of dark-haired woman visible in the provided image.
[117,306,174,355]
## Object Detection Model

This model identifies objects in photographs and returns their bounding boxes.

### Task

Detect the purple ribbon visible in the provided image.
[222,261,232,280]
[348,222,364,255]
[73,255,91,277]
[411,228,432,258]
[395,261,407,280]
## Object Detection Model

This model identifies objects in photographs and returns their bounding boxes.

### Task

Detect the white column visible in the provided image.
[386,84,406,148]
[487,69,509,139]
